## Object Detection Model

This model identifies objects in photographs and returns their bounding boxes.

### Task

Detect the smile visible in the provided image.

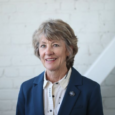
[46,58,56,61]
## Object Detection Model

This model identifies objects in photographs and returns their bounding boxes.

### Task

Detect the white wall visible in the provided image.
[101,67,115,115]
[0,0,115,115]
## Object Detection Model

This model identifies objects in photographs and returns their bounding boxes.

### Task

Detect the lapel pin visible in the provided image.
[69,91,75,96]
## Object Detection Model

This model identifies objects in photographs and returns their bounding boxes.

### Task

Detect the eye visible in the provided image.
[53,44,59,47]
[40,44,46,48]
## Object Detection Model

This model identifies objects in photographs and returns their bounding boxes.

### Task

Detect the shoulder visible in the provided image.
[82,74,99,86]
[82,76,100,91]
[20,71,44,90]
[71,67,100,90]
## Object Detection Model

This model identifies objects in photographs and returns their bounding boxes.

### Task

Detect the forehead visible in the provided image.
[39,34,64,44]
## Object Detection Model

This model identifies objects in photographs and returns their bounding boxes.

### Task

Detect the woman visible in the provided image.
[16,19,104,115]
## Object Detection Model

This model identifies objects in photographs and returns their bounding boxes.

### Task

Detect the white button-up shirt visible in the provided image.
[43,68,72,115]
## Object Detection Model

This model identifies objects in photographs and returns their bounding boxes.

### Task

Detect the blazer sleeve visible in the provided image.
[88,83,104,115]
[16,83,25,115]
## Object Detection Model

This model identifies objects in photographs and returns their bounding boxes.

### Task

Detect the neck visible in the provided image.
[46,67,68,83]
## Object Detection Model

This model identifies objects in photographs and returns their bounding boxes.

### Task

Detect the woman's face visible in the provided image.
[39,35,69,72]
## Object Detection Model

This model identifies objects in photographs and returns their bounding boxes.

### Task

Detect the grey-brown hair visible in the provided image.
[32,19,78,69]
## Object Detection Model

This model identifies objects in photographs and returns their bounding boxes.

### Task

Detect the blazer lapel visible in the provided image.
[58,67,82,115]
[32,72,45,115]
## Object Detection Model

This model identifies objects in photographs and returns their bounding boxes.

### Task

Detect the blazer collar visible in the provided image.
[33,67,82,85]
[32,72,45,115]
[58,67,83,115]
[70,67,82,85]
[32,67,83,115]
[33,71,45,85]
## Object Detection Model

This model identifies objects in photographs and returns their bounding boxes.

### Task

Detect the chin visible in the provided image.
[45,66,59,72]
[46,68,57,72]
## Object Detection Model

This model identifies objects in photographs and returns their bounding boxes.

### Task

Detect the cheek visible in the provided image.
[58,51,67,59]
[40,53,44,58]
[39,50,44,59]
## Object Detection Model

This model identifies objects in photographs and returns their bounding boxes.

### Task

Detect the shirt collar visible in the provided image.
[43,72,49,89]
[43,68,72,89]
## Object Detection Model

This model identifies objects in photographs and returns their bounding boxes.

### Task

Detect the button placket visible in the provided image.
[48,83,53,115]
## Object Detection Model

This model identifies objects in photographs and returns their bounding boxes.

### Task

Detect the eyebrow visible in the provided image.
[40,41,59,44]
[40,41,46,44]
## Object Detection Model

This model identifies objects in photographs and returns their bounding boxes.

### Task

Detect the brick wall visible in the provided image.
[101,67,115,115]
[0,0,115,115]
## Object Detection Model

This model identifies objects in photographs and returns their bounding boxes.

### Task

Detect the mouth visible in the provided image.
[45,58,57,62]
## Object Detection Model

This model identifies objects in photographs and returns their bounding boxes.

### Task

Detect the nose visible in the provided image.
[45,46,54,55]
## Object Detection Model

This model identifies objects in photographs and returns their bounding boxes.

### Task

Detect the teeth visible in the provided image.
[47,59,56,61]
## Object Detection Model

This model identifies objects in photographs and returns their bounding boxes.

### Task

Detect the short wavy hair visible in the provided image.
[32,19,78,69]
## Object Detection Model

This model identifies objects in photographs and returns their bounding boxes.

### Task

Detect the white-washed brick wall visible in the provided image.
[0,0,115,115]
[101,67,115,115]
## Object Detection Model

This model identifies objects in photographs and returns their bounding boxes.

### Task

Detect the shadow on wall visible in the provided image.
[101,67,115,115]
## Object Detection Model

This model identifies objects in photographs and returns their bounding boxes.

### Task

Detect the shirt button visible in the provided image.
[52,95,55,98]
[50,110,52,112]
[56,82,58,84]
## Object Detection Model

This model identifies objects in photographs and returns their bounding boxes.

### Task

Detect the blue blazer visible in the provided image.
[16,67,104,115]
